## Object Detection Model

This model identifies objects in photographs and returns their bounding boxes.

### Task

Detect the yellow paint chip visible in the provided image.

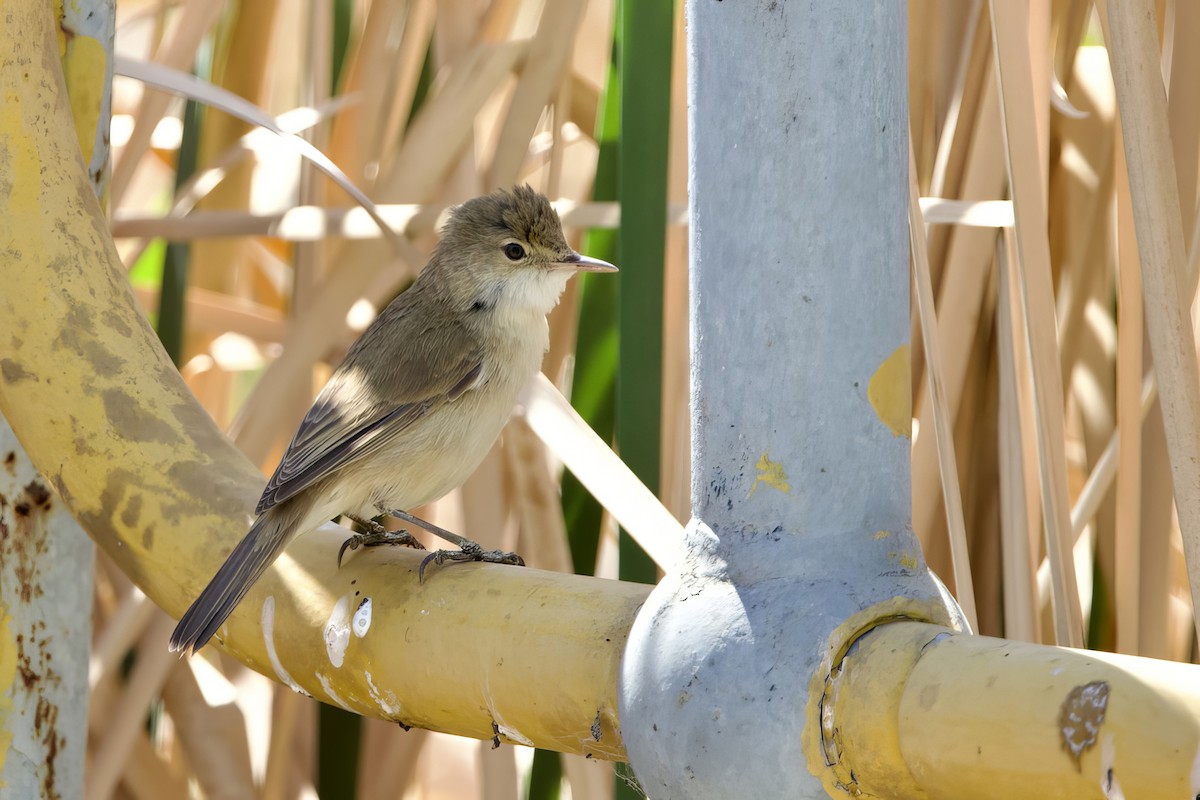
[0,610,16,773]
[874,530,891,540]
[868,344,912,438]
[888,551,919,570]
[749,452,791,498]
[63,34,107,169]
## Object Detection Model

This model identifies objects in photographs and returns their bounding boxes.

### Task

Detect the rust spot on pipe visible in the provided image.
[1058,680,1109,770]
[5,478,54,602]
[24,480,51,510]
[23,635,64,800]
[0,471,67,798]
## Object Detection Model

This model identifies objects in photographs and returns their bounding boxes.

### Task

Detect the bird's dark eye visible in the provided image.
[503,243,526,261]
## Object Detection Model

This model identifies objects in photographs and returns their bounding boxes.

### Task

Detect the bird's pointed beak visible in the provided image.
[555,252,618,272]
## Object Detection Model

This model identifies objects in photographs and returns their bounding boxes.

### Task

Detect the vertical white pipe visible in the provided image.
[619,3,965,796]
[0,3,112,795]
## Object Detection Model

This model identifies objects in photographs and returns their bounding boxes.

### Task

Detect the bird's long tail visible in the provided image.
[169,505,300,654]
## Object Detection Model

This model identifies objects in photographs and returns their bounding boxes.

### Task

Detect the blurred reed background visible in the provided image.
[90,0,1199,797]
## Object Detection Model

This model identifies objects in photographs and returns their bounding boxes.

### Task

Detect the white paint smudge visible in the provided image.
[262,596,306,694]
[316,672,350,710]
[352,597,373,638]
[364,670,400,716]
[324,595,352,668]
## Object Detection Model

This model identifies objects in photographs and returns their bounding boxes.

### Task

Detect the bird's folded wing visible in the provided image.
[254,323,483,516]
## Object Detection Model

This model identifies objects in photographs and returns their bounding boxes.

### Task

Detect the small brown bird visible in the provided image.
[170,186,616,654]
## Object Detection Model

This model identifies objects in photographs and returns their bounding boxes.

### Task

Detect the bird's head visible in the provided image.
[433,185,616,316]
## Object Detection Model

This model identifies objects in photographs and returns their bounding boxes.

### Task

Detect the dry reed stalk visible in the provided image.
[89,587,155,691]
[479,739,521,800]
[1103,0,1200,647]
[660,1,691,524]
[918,3,990,392]
[909,141,979,629]
[86,613,178,800]
[110,200,691,241]
[504,417,575,572]
[110,734,189,800]
[996,230,1041,642]
[110,0,226,206]
[134,285,286,343]
[562,753,618,800]
[990,0,1082,646]
[184,2,287,430]
[342,0,438,184]
[1115,132,1144,655]
[1166,0,1200,661]
[1028,0,1052,199]
[355,719,429,800]
[1052,47,1119,651]
[160,658,257,798]
[955,271,1001,630]
[520,375,682,569]
[488,0,588,186]
[910,65,1005,580]
[261,687,303,800]
[1166,3,1200,241]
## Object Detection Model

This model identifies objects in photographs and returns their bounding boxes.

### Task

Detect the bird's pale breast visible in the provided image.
[336,312,546,521]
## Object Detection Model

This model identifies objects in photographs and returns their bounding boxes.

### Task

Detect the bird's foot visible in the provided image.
[339,516,426,567]
[418,538,525,582]
[372,507,524,581]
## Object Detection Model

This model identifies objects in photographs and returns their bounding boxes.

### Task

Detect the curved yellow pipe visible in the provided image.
[0,4,643,758]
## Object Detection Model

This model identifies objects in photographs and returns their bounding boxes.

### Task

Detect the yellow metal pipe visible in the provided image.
[0,4,645,758]
[820,621,1200,798]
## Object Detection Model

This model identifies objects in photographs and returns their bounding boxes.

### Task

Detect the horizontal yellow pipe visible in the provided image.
[0,4,645,758]
[821,621,1200,798]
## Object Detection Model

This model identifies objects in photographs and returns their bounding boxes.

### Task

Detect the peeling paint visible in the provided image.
[261,597,303,694]
[364,670,400,716]
[873,530,891,540]
[1058,680,1109,769]
[867,344,912,437]
[316,673,350,710]
[324,596,352,668]
[748,452,790,498]
[352,597,372,638]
